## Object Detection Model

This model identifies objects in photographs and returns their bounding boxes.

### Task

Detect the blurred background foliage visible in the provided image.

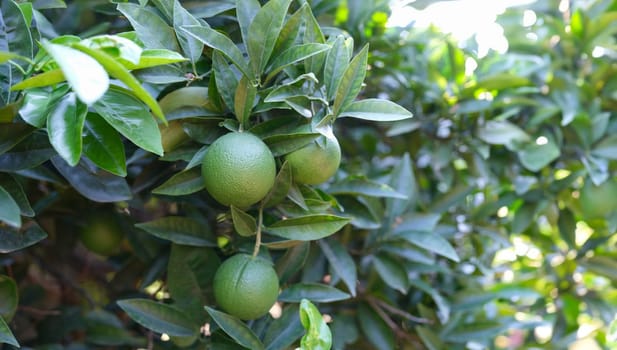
[2,0,617,349]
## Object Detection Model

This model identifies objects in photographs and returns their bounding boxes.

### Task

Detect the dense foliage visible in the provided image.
[1,0,617,349]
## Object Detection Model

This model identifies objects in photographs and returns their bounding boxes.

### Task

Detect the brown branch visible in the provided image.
[373,298,433,325]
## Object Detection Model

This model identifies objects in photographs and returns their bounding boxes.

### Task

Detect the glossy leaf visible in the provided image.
[265,43,330,82]
[10,69,65,90]
[152,168,204,196]
[0,187,20,228]
[373,254,409,294]
[246,0,292,78]
[338,98,413,121]
[83,113,126,177]
[117,299,198,337]
[299,299,332,350]
[262,132,320,157]
[263,161,292,208]
[0,222,47,253]
[212,51,239,112]
[173,0,203,63]
[51,156,132,202]
[275,241,309,284]
[324,35,351,101]
[127,49,186,70]
[47,92,87,166]
[318,238,357,296]
[230,205,257,237]
[332,44,368,116]
[0,174,34,217]
[180,25,251,79]
[266,215,350,241]
[395,231,460,262]
[234,75,257,127]
[18,86,70,128]
[279,283,350,303]
[116,3,179,51]
[205,306,265,350]
[72,44,166,122]
[0,316,19,347]
[93,87,163,156]
[41,40,109,104]
[0,133,55,171]
[136,216,216,247]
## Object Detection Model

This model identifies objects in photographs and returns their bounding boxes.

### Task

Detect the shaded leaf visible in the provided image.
[0,186,21,228]
[318,238,357,296]
[0,174,34,217]
[230,205,257,237]
[0,276,18,321]
[279,283,351,303]
[357,303,395,350]
[116,3,179,51]
[329,176,407,199]
[373,254,409,294]
[152,168,204,196]
[0,222,47,253]
[83,113,126,177]
[136,216,216,247]
[117,299,198,337]
[266,215,350,241]
[0,316,19,347]
[332,44,368,116]
[205,306,265,350]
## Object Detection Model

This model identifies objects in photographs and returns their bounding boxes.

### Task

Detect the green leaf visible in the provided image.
[18,86,70,128]
[152,168,205,196]
[51,156,132,202]
[0,123,35,155]
[135,216,216,247]
[72,44,166,122]
[477,120,530,146]
[416,326,446,350]
[332,44,368,117]
[324,35,351,101]
[0,133,55,171]
[41,40,109,104]
[318,238,357,296]
[83,113,127,177]
[409,279,450,323]
[299,299,332,350]
[592,133,617,160]
[117,299,198,337]
[0,276,18,321]
[0,186,20,228]
[279,283,350,303]
[273,3,307,54]
[0,316,19,348]
[236,0,261,53]
[338,98,413,121]
[205,306,265,350]
[266,215,350,241]
[329,176,407,199]
[0,222,47,253]
[518,138,560,172]
[263,305,304,350]
[357,303,394,350]
[262,132,320,157]
[180,25,251,79]
[246,0,292,79]
[128,49,187,70]
[230,205,257,237]
[93,86,163,156]
[373,254,409,294]
[385,153,416,222]
[10,69,65,90]
[580,255,617,280]
[275,241,309,284]
[211,51,238,113]
[116,3,180,51]
[173,0,203,63]
[47,92,87,166]
[263,161,292,208]
[0,51,22,64]
[0,174,34,217]
[395,231,460,262]
[265,43,330,82]
[234,75,257,127]
[302,5,326,75]
[2,0,34,59]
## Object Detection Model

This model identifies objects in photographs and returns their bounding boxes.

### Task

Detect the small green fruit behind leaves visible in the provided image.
[285,133,341,185]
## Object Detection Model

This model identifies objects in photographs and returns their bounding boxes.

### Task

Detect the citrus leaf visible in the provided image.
[395,231,460,262]
[0,222,47,253]
[18,85,70,128]
[230,205,257,237]
[236,0,260,54]
[51,156,132,203]
[212,51,239,112]
[318,238,357,296]
[0,276,18,321]
[40,40,109,105]
[273,3,307,54]
[135,216,216,247]
[93,86,163,156]
[357,303,395,350]
[117,299,198,337]
[265,43,330,82]
[116,3,179,51]
[173,0,203,63]
[205,306,265,350]
[332,44,368,117]
[329,176,407,199]
[416,326,445,350]
[518,137,560,172]
[592,133,617,160]
[83,113,126,177]
[262,132,320,157]
[246,0,292,78]
[0,316,19,348]
[263,161,292,208]
[152,168,204,196]
[385,153,416,223]
[10,69,65,90]
[324,35,351,101]
[72,44,166,123]
[0,133,55,171]
[275,241,309,284]
[477,120,530,146]
[0,51,21,64]
[373,254,409,294]
[299,299,332,350]
[0,186,20,228]
[47,92,87,166]
[180,25,251,79]
[123,49,187,70]
[234,75,257,127]
[0,123,35,155]
[266,214,350,241]
[279,283,350,303]
[338,98,413,121]
[263,305,304,350]
[0,174,34,217]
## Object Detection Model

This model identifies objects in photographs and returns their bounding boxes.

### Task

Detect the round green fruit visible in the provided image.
[80,212,123,256]
[202,132,276,208]
[285,134,341,185]
[212,254,279,320]
[579,178,617,220]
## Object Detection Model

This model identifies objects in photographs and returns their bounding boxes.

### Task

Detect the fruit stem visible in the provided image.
[252,204,264,257]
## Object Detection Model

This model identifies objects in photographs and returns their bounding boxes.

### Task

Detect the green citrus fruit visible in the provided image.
[285,134,341,184]
[212,254,279,320]
[202,132,276,208]
[579,178,617,219]
[80,212,123,256]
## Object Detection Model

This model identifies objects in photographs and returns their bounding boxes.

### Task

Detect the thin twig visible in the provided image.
[373,298,433,324]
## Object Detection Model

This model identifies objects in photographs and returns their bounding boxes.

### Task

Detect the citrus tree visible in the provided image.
[2,0,617,349]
